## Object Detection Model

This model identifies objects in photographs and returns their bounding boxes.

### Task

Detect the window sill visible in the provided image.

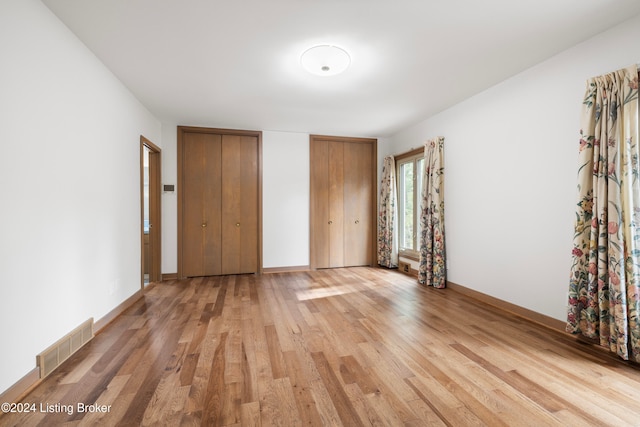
[399,251,419,262]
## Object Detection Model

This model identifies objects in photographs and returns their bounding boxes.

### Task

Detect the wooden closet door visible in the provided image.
[179,126,262,278]
[182,132,222,277]
[221,135,259,274]
[310,139,345,268]
[328,141,345,267]
[310,139,331,268]
[310,135,376,270]
[344,141,373,266]
[238,135,259,273]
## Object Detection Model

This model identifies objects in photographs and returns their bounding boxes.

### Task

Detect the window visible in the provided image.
[396,149,424,259]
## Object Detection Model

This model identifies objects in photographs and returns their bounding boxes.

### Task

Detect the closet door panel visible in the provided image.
[358,142,374,265]
[203,134,223,276]
[310,139,330,268]
[221,135,242,275]
[328,141,345,268]
[182,133,206,277]
[182,132,223,277]
[344,141,373,266]
[239,135,259,273]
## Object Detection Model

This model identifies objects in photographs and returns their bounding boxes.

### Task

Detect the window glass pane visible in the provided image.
[399,161,414,250]
[415,158,424,248]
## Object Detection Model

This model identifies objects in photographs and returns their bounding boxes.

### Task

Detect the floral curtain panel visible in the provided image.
[568,65,640,361]
[419,136,446,288]
[378,155,398,268]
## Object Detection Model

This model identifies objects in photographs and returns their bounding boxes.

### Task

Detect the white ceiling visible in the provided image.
[42,0,640,138]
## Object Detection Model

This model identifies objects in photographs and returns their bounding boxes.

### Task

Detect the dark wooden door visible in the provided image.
[182,132,222,277]
[221,134,259,274]
[179,127,261,277]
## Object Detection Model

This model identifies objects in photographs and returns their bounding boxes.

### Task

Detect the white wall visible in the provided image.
[263,131,310,268]
[389,13,640,321]
[0,0,161,394]
[160,122,178,275]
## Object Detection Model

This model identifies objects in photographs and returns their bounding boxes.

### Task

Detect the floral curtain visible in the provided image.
[378,155,398,268]
[419,136,446,288]
[567,65,640,362]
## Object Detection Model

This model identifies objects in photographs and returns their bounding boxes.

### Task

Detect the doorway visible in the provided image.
[141,136,161,287]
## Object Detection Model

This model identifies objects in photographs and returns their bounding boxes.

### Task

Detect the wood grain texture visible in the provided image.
[343,140,373,267]
[309,138,330,269]
[239,135,260,274]
[221,135,242,275]
[309,135,377,269]
[3,267,640,426]
[178,127,262,278]
[328,140,345,268]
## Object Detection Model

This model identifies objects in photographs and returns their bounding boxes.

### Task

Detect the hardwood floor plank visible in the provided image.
[220,381,241,426]
[79,374,130,426]
[369,392,421,427]
[270,377,303,426]
[338,354,379,395]
[343,383,393,426]
[449,342,620,426]
[139,352,187,425]
[118,314,190,425]
[224,308,243,385]
[211,279,228,318]
[488,389,566,427]
[180,353,200,387]
[264,325,287,380]
[281,349,325,426]
[405,398,449,427]
[404,375,484,426]
[201,332,228,426]
[240,401,261,427]
[356,342,417,403]
[4,267,640,427]
[289,334,343,426]
[57,353,102,386]
[240,304,259,404]
[310,351,364,427]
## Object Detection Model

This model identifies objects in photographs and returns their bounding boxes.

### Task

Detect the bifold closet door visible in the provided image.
[310,135,376,270]
[310,139,330,268]
[328,141,346,267]
[182,132,223,277]
[310,139,345,269]
[221,135,259,274]
[343,141,373,266]
[179,128,261,278]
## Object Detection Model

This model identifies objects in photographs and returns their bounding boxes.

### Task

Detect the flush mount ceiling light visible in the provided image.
[301,45,351,76]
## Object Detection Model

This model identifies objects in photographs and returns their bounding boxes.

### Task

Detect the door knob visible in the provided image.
[201,223,207,228]
[355,220,360,224]
[328,220,333,225]
[236,223,241,227]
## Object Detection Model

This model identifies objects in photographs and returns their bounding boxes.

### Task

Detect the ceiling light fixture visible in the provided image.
[300,45,351,76]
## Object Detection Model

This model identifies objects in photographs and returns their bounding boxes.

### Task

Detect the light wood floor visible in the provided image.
[3,267,640,426]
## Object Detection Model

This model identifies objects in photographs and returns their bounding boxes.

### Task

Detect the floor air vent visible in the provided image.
[37,318,94,379]
[398,261,412,275]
